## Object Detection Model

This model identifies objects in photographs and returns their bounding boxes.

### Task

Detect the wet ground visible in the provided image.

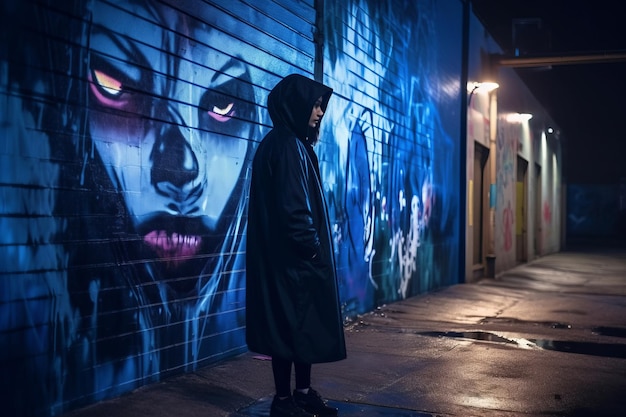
[65,245,626,417]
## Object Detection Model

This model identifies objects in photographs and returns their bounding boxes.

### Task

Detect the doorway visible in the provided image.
[534,163,542,256]
[472,144,489,272]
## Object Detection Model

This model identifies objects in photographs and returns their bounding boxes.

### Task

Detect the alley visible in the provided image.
[65,245,626,417]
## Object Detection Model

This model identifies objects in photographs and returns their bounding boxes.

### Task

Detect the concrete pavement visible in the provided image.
[64,244,626,417]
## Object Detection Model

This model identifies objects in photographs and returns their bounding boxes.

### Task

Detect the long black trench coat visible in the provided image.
[245,74,346,363]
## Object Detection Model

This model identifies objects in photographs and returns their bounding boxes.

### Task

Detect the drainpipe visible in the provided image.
[459,0,470,283]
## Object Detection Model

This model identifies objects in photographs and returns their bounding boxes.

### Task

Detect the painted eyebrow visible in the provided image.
[89,30,144,83]
[210,59,247,86]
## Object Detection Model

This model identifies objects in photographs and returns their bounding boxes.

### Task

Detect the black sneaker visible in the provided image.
[270,395,316,417]
[293,388,338,416]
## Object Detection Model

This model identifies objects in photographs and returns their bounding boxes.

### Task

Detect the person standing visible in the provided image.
[246,73,346,417]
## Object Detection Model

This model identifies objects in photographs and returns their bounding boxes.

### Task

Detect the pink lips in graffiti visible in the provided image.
[137,216,213,294]
[143,230,202,263]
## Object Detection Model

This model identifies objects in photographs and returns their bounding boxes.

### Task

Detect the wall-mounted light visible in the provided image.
[467,81,499,94]
[467,81,499,105]
[547,127,554,134]
[506,113,533,123]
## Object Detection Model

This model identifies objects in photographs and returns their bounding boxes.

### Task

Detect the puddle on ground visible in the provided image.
[479,316,571,329]
[417,331,515,344]
[235,396,434,417]
[592,326,626,338]
[529,339,626,359]
[416,331,626,359]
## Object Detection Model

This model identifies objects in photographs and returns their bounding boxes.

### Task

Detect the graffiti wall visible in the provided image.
[495,118,519,267]
[464,7,565,278]
[0,0,462,415]
[321,0,462,315]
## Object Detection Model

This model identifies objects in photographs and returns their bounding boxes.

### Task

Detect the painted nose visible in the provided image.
[150,123,199,193]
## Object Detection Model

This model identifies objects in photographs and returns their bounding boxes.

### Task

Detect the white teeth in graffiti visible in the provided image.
[143,230,202,258]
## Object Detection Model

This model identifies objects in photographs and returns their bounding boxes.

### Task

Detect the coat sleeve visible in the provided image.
[273,138,320,259]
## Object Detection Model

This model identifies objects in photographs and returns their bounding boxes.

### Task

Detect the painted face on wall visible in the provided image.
[86,1,256,291]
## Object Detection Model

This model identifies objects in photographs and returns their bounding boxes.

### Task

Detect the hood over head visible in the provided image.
[267,74,333,141]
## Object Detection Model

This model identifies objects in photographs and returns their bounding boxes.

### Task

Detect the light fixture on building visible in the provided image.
[506,113,533,123]
[467,81,499,94]
[467,81,499,105]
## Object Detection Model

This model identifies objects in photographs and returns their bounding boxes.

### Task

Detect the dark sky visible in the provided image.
[470,0,626,184]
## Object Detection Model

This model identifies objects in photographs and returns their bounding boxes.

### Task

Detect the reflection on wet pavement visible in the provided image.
[479,316,572,329]
[416,331,626,359]
[592,326,626,338]
[417,330,515,344]
[529,339,626,359]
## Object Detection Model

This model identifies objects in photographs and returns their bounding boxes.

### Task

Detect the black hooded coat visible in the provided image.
[245,74,346,363]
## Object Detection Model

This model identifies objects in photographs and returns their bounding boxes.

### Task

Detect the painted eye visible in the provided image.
[208,102,235,122]
[92,69,123,97]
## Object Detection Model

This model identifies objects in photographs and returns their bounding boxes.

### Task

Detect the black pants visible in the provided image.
[271,357,311,397]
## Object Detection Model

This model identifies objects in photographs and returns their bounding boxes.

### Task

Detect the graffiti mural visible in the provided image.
[1,0,263,414]
[496,118,517,260]
[321,0,461,316]
[0,0,463,415]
